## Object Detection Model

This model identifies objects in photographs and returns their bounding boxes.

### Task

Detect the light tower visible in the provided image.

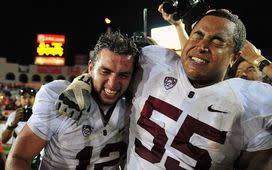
[104,17,112,33]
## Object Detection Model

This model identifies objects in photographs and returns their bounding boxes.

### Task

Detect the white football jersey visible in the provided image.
[28,80,130,170]
[126,45,272,170]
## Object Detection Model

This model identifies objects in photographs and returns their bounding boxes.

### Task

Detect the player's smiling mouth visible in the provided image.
[104,88,117,96]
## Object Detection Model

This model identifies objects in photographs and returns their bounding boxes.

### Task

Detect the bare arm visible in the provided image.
[2,108,24,143]
[237,149,272,170]
[1,127,15,144]
[241,40,272,79]
[158,3,189,51]
[5,124,47,170]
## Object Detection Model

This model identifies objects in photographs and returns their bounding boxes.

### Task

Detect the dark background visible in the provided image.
[0,0,270,66]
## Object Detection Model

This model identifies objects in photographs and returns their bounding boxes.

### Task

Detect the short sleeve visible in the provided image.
[27,80,70,141]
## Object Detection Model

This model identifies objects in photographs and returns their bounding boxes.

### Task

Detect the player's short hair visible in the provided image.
[91,31,139,65]
[193,9,246,53]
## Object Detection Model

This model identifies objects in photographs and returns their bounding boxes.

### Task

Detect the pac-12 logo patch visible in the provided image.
[164,77,177,90]
[82,125,92,137]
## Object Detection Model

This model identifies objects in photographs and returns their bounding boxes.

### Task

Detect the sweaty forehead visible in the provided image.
[95,48,134,71]
[193,15,236,37]
[98,49,133,60]
[98,52,133,65]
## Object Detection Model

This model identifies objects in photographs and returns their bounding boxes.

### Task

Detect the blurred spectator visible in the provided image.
[0,91,16,110]
[1,91,12,109]
[1,87,36,144]
[230,57,272,84]
[0,90,17,121]
[1,87,40,169]
[228,40,272,84]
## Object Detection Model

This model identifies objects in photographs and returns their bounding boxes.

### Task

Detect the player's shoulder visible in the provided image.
[43,79,70,88]
[225,78,272,102]
[141,45,174,54]
[37,80,70,100]
[141,45,179,63]
[225,78,271,90]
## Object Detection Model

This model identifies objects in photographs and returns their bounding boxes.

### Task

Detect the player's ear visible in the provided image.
[87,60,94,73]
[230,51,242,67]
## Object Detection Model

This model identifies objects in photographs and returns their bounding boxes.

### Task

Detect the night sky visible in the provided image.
[0,0,271,66]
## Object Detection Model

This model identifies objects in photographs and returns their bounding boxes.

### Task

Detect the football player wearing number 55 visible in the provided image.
[125,9,272,170]
[5,31,139,170]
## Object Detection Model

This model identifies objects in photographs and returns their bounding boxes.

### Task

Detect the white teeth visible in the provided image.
[191,57,207,63]
[105,88,117,96]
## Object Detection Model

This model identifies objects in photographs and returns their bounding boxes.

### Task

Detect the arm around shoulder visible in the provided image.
[5,124,47,170]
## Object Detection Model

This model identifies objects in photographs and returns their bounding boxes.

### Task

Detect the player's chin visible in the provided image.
[185,67,207,79]
[100,98,118,105]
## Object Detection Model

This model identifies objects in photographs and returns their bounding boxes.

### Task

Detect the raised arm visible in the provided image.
[5,124,46,170]
[158,3,189,51]
[241,40,272,79]
[2,108,24,143]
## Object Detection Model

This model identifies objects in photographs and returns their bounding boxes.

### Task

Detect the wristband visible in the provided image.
[253,56,271,71]
[7,124,18,130]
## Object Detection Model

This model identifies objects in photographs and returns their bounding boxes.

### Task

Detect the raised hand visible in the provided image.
[158,3,182,26]
[55,73,92,124]
[241,40,262,64]
[158,3,188,52]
